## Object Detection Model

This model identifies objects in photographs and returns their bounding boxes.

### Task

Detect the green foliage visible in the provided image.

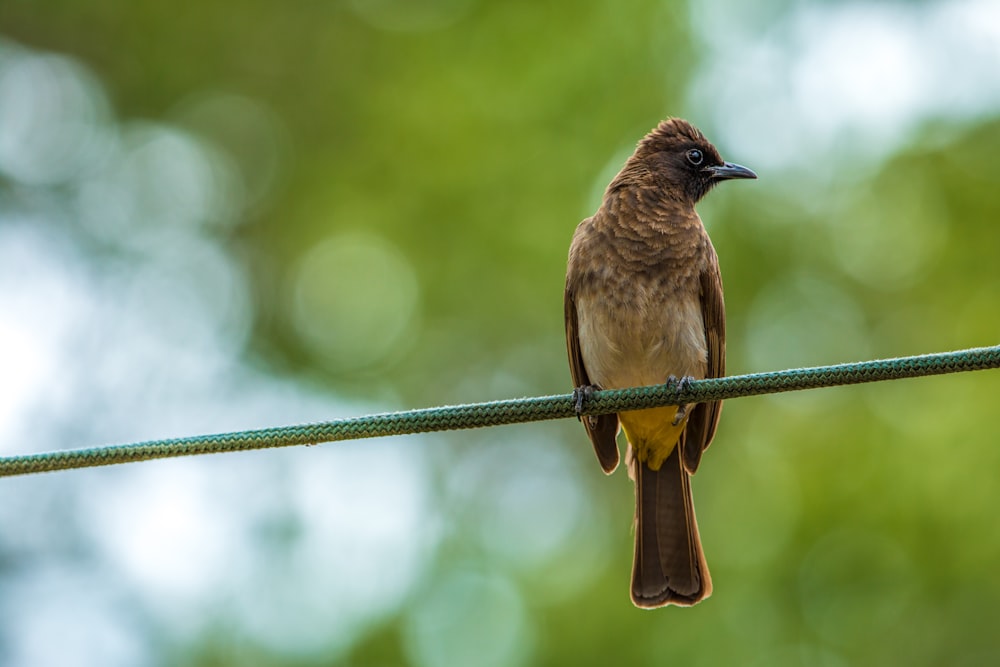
[2,0,1000,665]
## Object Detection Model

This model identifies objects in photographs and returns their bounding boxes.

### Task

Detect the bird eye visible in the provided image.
[686,149,704,166]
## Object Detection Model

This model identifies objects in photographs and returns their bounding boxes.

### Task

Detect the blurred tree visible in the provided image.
[2,0,1000,666]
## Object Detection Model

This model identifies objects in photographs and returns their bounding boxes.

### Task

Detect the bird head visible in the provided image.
[634,118,756,203]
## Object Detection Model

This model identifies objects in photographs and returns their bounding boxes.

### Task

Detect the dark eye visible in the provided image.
[686,149,704,166]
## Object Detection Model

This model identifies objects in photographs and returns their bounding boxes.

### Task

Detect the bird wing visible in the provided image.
[681,257,726,474]
[565,283,621,474]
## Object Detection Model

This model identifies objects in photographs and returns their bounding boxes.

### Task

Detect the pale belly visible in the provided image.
[575,287,708,469]
[576,289,707,390]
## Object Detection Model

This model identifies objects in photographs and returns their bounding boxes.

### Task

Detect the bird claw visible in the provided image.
[667,375,695,426]
[672,404,689,426]
[572,385,597,420]
[663,374,694,391]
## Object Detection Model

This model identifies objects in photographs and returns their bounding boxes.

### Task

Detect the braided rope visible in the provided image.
[2,345,998,478]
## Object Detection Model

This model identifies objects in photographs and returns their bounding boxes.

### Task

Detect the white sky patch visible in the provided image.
[0,224,93,448]
[85,461,240,603]
[0,564,150,667]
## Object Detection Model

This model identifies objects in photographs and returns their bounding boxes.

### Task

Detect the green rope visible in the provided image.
[2,345,998,478]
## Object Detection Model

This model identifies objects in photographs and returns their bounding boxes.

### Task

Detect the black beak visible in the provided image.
[705,161,757,181]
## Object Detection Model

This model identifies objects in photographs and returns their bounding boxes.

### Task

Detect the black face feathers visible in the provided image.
[634,118,755,203]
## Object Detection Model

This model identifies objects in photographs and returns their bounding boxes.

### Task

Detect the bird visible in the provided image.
[564,118,755,608]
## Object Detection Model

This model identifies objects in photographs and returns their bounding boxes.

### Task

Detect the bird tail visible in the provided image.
[630,443,712,608]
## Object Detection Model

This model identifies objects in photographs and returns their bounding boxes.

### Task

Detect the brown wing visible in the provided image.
[681,257,725,474]
[565,283,620,474]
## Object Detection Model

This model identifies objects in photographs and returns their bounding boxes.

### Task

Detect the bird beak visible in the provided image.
[705,162,757,181]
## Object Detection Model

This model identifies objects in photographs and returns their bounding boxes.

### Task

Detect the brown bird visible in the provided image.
[564,118,755,608]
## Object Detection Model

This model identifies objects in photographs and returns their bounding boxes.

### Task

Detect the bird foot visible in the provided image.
[666,375,695,426]
[665,374,695,392]
[672,404,689,426]
[572,385,598,420]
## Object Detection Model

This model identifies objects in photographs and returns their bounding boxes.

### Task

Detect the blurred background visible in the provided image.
[1,0,999,665]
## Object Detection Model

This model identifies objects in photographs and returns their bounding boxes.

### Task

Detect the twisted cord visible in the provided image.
[2,345,998,478]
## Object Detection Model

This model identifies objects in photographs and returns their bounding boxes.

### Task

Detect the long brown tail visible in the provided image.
[631,444,712,608]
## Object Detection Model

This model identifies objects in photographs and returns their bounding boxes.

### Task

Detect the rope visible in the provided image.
[2,345,998,478]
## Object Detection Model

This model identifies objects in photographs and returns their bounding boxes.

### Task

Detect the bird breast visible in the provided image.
[575,279,708,391]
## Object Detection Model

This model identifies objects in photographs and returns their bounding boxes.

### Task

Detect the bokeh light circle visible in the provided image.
[290,232,420,372]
